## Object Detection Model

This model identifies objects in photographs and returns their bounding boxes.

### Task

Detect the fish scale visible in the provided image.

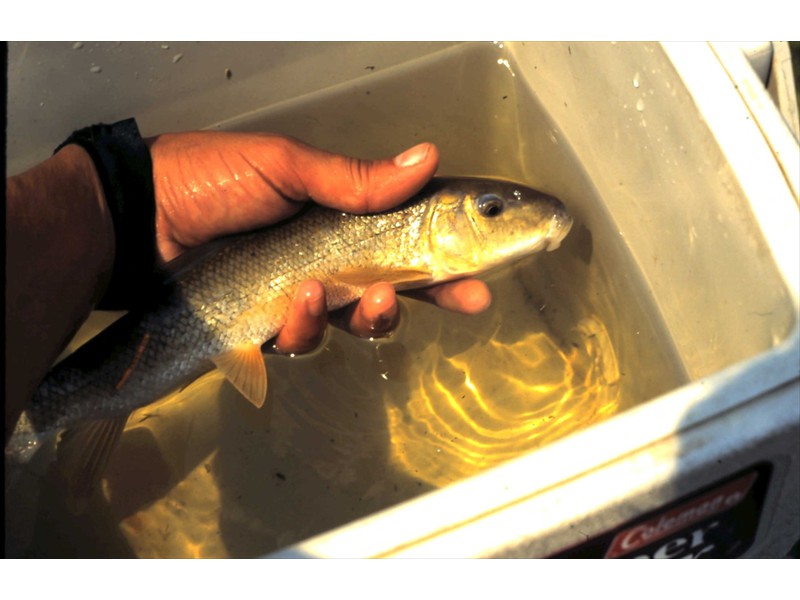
[7,177,573,476]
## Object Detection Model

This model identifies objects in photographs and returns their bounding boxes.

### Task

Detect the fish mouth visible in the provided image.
[544,212,573,252]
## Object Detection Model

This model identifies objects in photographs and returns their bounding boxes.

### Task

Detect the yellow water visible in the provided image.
[6,43,688,557]
[385,314,621,488]
[11,239,680,557]
[104,264,629,558]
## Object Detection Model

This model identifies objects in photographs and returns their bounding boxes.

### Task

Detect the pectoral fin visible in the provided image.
[211,344,268,409]
[332,266,433,288]
[57,415,130,514]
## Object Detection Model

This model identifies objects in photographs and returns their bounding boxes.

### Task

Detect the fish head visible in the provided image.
[425,178,573,280]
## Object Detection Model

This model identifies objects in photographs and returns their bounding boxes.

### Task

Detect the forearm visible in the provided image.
[5,145,115,440]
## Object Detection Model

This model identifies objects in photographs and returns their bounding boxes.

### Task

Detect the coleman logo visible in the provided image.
[605,472,757,558]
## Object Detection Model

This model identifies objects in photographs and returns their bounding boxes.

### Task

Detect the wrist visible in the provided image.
[57,118,160,309]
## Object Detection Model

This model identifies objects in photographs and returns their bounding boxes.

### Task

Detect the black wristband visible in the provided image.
[55,118,158,310]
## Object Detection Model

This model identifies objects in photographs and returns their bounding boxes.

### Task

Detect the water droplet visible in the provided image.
[633,73,640,88]
[90,65,102,74]
[160,44,170,50]
[72,42,84,50]
[172,53,183,64]
[636,98,645,111]
[496,58,516,77]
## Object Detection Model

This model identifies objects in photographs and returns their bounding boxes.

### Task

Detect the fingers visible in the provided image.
[272,280,327,355]
[272,280,401,355]
[333,282,400,339]
[408,279,492,314]
[289,140,440,214]
[340,280,491,336]
[273,278,492,356]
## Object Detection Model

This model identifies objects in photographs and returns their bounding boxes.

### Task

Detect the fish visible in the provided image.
[5,176,572,499]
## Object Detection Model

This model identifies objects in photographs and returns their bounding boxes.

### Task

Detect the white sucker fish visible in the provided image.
[6,176,573,499]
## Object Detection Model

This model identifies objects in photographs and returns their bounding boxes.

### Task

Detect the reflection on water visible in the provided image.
[115,449,226,559]
[387,315,620,488]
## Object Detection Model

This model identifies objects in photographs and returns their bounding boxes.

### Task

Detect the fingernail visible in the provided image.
[304,288,326,318]
[297,281,325,318]
[393,143,430,168]
[360,292,398,334]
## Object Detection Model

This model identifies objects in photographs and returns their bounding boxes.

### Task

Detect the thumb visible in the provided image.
[293,141,440,214]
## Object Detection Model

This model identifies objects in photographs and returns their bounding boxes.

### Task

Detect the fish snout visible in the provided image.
[544,209,573,252]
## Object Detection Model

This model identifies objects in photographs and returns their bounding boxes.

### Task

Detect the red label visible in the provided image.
[604,472,758,558]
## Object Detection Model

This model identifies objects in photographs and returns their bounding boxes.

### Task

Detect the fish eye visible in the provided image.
[476,194,504,218]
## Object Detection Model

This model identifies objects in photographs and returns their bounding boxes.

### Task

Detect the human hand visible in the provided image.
[146,132,491,353]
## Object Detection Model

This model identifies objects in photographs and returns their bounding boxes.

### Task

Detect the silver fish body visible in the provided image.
[7,177,572,460]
